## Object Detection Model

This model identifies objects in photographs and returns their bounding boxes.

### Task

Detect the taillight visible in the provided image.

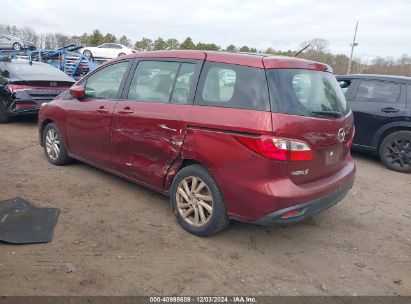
[232,135,313,161]
[344,126,355,151]
[7,84,31,92]
[7,84,15,92]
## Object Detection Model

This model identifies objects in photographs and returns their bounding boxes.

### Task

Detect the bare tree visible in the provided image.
[20,26,38,45]
[300,38,330,52]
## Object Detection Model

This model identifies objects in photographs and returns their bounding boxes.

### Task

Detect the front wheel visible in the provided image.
[83,50,93,60]
[118,52,126,57]
[379,131,411,173]
[42,123,72,166]
[170,164,229,236]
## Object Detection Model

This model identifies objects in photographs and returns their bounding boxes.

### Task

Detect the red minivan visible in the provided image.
[38,51,355,236]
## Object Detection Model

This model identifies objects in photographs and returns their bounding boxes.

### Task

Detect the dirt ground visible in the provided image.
[0,116,410,296]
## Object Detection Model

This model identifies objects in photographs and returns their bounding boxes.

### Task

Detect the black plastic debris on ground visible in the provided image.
[0,197,59,244]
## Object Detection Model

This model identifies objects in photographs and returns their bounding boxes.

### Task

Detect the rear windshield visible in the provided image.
[0,61,69,80]
[267,69,349,117]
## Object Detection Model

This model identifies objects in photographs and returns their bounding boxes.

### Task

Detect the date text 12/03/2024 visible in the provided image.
[149,296,257,303]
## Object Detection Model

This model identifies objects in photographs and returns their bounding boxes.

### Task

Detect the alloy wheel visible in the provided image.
[45,128,60,160]
[13,43,21,51]
[383,138,411,170]
[176,176,213,227]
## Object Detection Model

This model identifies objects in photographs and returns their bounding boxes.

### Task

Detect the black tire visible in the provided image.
[13,42,22,51]
[0,102,8,123]
[83,50,93,60]
[379,131,411,173]
[42,123,72,166]
[170,164,229,236]
[118,53,126,57]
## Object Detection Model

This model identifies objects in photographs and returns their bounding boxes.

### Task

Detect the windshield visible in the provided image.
[267,69,349,117]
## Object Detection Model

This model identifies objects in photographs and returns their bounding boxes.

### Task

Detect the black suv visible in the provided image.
[337,74,411,173]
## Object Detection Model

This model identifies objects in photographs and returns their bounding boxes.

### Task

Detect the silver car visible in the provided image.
[0,34,36,51]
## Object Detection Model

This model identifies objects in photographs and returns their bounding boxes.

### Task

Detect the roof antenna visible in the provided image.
[295,44,310,57]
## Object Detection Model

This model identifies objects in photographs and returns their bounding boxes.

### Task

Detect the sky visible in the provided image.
[3,0,411,60]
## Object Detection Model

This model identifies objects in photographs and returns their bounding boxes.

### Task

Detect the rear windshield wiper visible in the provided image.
[312,110,343,118]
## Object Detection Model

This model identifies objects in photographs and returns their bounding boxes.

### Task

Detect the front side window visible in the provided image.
[355,80,401,103]
[83,61,129,99]
[195,62,269,111]
[267,69,349,117]
[127,61,180,102]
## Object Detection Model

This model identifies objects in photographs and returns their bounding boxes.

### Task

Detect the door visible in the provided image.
[347,79,406,147]
[111,44,123,57]
[103,44,117,59]
[95,44,108,58]
[111,59,201,190]
[64,60,131,168]
[103,44,115,58]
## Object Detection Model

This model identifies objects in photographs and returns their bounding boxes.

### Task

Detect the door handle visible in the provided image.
[118,107,134,114]
[96,107,109,113]
[381,107,399,113]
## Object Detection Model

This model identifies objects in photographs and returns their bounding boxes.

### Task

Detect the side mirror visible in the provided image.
[70,86,85,99]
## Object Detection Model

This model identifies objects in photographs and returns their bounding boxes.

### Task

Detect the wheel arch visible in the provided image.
[373,121,411,150]
[163,158,205,193]
[39,119,54,146]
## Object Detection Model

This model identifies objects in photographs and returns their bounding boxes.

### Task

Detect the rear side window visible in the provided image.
[355,80,401,102]
[195,62,269,111]
[267,69,349,117]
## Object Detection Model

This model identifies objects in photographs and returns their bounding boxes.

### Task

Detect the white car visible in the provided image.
[80,43,135,59]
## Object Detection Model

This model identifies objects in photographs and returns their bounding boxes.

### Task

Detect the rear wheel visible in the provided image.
[379,131,411,173]
[170,165,229,236]
[13,43,22,51]
[42,123,72,166]
[118,52,126,57]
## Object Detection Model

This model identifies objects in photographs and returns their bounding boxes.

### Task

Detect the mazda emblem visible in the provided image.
[50,82,57,87]
[337,128,346,142]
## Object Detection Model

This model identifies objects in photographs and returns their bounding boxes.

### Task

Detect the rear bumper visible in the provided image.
[252,176,354,225]
[7,105,40,116]
[213,154,356,223]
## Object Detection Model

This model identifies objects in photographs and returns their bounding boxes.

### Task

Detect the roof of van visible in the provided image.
[120,50,331,72]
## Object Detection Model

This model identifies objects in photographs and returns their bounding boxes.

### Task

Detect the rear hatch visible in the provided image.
[10,79,73,105]
[266,68,354,185]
